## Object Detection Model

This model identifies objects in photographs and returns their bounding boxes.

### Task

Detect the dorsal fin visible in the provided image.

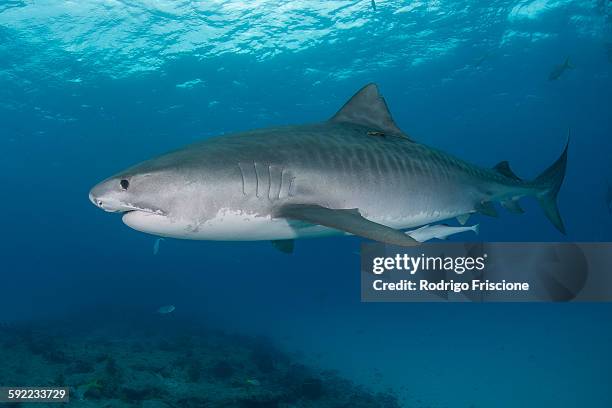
[493,161,522,181]
[330,83,407,138]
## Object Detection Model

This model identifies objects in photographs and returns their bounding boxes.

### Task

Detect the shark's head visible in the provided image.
[89,162,195,237]
[89,171,168,215]
[88,142,243,239]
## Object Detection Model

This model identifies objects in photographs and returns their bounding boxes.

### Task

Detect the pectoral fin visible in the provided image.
[271,239,294,254]
[276,204,419,247]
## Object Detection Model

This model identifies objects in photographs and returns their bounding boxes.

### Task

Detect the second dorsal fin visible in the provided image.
[493,161,522,181]
[330,83,407,138]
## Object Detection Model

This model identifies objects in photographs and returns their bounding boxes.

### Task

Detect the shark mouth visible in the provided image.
[93,197,166,216]
[120,205,166,216]
[89,192,165,216]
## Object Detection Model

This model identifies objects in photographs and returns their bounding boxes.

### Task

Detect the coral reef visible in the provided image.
[0,319,400,407]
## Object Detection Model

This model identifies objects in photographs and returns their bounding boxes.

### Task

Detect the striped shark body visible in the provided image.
[89,84,568,249]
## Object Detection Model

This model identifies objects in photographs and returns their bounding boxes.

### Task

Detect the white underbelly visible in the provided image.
[122,208,468,241]
[122,209,341,241]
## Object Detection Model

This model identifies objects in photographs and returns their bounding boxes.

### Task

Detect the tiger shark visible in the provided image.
[89,84,568,249]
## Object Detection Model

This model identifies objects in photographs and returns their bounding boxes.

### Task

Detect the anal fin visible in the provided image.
[501,199,524,214]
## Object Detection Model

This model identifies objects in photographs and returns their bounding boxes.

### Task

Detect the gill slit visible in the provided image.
[288,176,296,197]
[279,168,285,200]
[253,162,259,198]
[267,165,272,200]
[238,163,246,196]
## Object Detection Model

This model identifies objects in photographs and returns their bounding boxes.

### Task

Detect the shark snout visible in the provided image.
[89,191,113,212]
[89,191,103,208]
[89,181,126,213]
[89,189,116,212]
[89,182,108,210]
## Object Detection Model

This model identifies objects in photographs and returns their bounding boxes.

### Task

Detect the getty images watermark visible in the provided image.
[361,243,612,302]
[371,252,529,293]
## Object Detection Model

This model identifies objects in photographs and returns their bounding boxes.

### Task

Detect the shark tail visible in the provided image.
[472,224,480,235]
[564,57,574,69]
[533,139,569,234]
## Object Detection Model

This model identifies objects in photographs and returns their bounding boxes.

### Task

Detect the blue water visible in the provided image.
[1,1,611,407]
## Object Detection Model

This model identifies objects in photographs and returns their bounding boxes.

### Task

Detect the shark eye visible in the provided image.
[120,179,130,190]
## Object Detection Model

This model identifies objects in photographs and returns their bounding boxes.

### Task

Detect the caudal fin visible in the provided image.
[533,139,569,234]
[472,224,480,235]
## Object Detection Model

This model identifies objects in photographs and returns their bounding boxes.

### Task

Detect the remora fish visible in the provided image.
[549,57,573,81]
[89,84,568,248]
[407,223,479,242]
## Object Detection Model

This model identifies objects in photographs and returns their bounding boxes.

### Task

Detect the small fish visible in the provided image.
[153,237,164,255]
[175,78,203,89]
[73,379,102,400]
[407,223,479,242]
[606,181,612,214]
[548,57,573,81]
[245,378,260,386]
[472,51,491,68]
[371,0,376,11]
[157,305,175,314]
